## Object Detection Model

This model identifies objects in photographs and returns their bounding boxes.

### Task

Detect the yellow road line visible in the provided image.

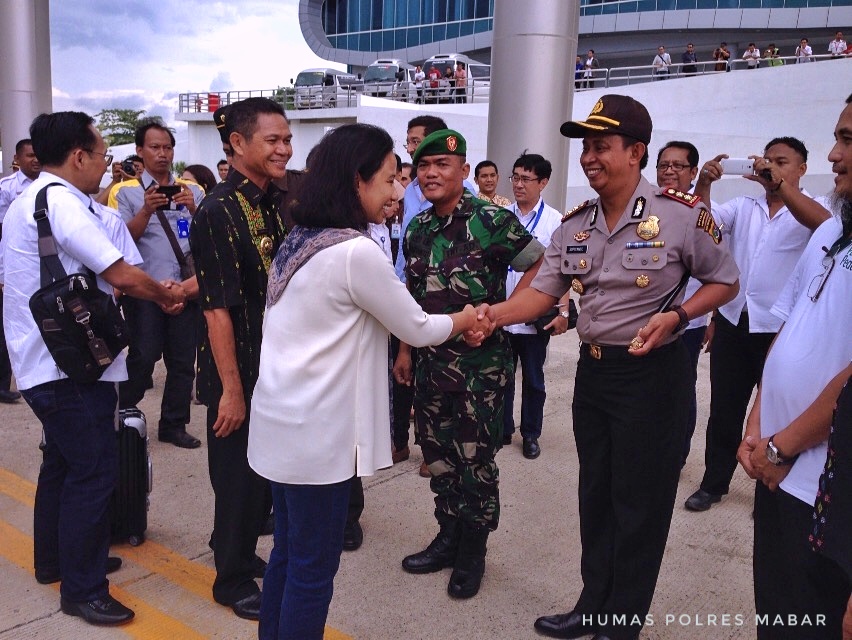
[0,519,205,639]
[0,467,353,639]
[0,467,35,507]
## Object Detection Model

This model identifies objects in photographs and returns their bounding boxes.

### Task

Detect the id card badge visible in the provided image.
[177,217,190,238]
[391,222,401,240]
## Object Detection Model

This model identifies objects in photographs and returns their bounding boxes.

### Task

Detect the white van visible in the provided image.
[421,53,490,104]
[293,68,361,109]
[363,59,417,102]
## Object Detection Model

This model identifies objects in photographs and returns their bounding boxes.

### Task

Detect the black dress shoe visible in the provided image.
[0,389,21,403]
[60,594,134,626]
[230,592,262,620]
[158,430,201,449]
[534,611,597,639]
[523,437,541,459]
[343,521,363,551]
[684,489,722,512]
[36,556,123,585]
[591,634,615,640]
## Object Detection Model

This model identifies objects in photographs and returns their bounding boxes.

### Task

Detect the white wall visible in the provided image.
[179,59,850,208]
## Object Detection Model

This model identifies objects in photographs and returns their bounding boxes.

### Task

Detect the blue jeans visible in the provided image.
[503,332,550,440]
[24,379,118,602]
[259,478,351,640]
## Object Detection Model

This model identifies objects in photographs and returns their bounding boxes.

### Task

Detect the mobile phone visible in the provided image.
[156,185,182,210]
[720,158,754,175]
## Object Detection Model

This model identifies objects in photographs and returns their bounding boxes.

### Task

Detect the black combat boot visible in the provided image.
[401,516,460,574]
[447,524,489,599]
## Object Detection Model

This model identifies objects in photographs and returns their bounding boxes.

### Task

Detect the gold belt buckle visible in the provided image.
[589,344,602,360]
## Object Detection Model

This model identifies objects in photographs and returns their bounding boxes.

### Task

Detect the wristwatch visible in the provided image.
[669,305,689,334]
[559,310,570,319]
[766,436,797,466]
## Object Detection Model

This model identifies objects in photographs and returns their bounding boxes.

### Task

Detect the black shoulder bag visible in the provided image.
[28,183,130,383]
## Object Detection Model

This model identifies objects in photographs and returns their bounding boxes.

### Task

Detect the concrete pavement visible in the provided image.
[0,336,759,639]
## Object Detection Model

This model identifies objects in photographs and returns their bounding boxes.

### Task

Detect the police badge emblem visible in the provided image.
[637,215,660,240]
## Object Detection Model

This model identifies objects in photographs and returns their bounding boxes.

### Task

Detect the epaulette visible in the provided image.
[659,188,701,207]
[562,200,590,222]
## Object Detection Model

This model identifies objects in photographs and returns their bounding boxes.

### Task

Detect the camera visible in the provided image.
[121,159,136,176]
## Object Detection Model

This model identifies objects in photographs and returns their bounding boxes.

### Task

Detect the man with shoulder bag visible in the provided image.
[109,120,204,449]
[1,111,185,626]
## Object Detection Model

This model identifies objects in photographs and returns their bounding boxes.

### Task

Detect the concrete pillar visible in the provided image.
[0,0,52,170]
[487,0,579,212]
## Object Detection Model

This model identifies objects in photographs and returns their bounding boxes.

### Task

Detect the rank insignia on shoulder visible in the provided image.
[562,200,590,222]
[661,188,701,207]
[696,210,722,244]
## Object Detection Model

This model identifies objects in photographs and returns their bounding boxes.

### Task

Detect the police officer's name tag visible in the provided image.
[391,222,401,240]
[566,245,588,253]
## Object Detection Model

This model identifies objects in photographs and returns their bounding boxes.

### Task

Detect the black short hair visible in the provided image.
[293,123,394,231]
[227,97,287,141]
[29,111,98,167]
[657,141,699,168]
[183,164,217,193]
[15,138,33,155]
[474,160,498,178]
[846,93,852,104]
[512,152,552,180]
[407,115,447,136]
[401,162,413,173]
[765,136,808,163]
[394,153,402,173]
[127,154,142,163]
[217,159,228,168]
[135,118,176,148]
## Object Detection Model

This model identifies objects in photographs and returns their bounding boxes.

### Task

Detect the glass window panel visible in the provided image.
[619,1,639,11]
[696,0,716,8]
[370,32,382,51]
[807,0,832,6]
[407,27,420,46]
[360,32,372,51]
[657,0,676,9]
[396,0,408,25]
[460,0,475,19]
[676,0,696,8]
[383,30,395,50]
[436,0,449,22]
[408,0,421,26]
[395,28,407,48]
[762,0,784,6]
[382,0,394,28]
[602,1,620,13]
[783,0,807,6]
[460,19,474,36]
[739,0,760,7]
[446,21,460,38]
[433,23,446,41]
[420,25,433,45]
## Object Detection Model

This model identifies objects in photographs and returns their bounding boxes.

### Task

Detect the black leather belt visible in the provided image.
[581,340,678,361]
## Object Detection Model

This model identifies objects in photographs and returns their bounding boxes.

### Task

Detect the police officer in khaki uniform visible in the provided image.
[479,95,740,640]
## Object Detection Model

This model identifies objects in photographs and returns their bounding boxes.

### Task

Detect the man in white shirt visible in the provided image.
[828,31,848,58]
[1,111,185,626]
[684,136,831,512]
[738,95,852,638]
[502,153,566,459]
[652,45,671,79]
[0,138,41,404]
[742,43,761,69]
[796,37,814,63]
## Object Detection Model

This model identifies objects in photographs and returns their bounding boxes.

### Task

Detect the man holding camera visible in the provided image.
[502,152,568,460]
[109,121,204,449]
[683,137,831,513]
[1,111,185,626]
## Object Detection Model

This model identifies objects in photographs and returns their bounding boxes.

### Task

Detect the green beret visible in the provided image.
[411,129,467,165]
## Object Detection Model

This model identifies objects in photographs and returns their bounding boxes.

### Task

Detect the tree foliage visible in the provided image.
[95,109,147,146]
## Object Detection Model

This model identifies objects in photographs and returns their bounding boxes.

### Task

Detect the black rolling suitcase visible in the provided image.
[110,408,152,546]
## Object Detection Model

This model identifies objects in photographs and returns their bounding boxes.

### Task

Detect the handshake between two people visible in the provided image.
[461,303,497,348]
[159,279,188,315]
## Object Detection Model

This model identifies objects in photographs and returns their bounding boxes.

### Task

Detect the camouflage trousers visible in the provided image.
[414,380,506,531]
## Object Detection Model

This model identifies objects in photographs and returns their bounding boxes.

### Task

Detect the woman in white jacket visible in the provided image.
[248,123,487,640]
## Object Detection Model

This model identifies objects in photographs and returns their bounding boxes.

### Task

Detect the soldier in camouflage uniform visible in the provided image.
[395,130,545,599]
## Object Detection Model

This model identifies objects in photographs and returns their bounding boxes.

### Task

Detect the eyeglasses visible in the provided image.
[83,149,114,166]
[656,162,691,172]
[509,174,541,185]
[808,253,835,302]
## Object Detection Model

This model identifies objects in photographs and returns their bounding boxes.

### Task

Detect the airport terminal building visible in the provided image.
[299,0,852,71]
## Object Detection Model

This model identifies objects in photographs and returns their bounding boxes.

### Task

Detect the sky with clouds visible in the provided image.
[50,0,343,129]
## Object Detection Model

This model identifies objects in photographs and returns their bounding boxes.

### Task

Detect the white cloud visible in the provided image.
[49,0,343,131]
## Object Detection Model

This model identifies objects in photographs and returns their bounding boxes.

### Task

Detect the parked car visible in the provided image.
[293,68,361,109]
[363,59,416,102]
[421,53,490,104]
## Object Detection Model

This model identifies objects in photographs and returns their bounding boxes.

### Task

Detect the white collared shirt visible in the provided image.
[0,172,139,390]
[505,197,562,334]
[0,170,35,224]
[713,190,825,332]
[828,38,847,56]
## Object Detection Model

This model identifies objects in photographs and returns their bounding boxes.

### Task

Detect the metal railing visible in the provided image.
[178,53,842,112]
